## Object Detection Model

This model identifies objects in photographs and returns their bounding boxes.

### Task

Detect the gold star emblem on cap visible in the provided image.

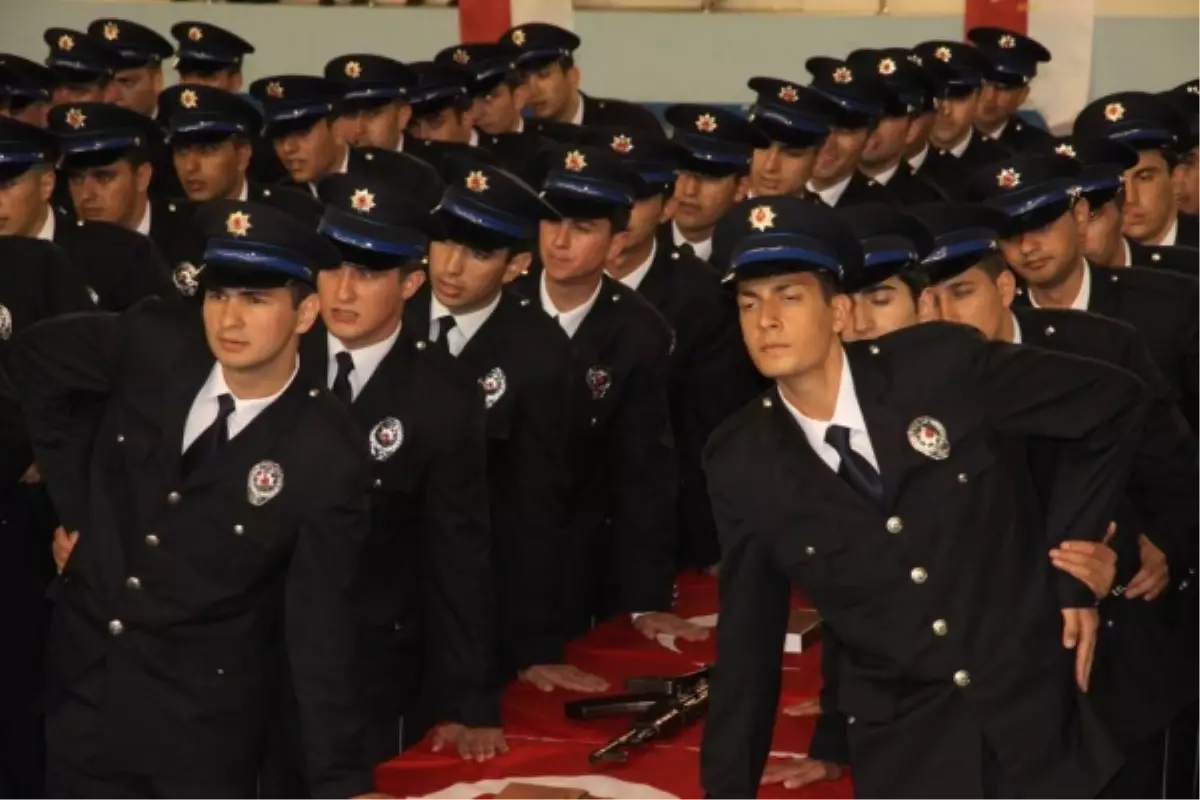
[58,34,75,51]
[453,48,470,65]
[188,26,204,42]
[344,61,362,79]
[564,150,587,172]
[226,211,252,237]
[511,28,526,47]
[466,170,489,192]
[102,21,120,41]
[778,85,799,103]
[833,66,853,84]
[65,107,87,130]
[935,46,953,63]
[749,205,776,232]
[180,89,199,109]
[350,189,376,213]
[1104,102,1125,122]
[878,58,897,76]
[266,81,285,99]
[996,167,1021,189]
[998,34,1017,49]
[610,134,633,153]
[1054,143,1077,158]
[695,113,718,133]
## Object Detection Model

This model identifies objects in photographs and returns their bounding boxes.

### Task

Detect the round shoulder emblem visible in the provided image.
[369,417,404,461]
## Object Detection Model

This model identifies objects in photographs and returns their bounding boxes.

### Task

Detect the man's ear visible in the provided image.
[917,287,942,322]
[395,102,413,132]
[567,64,581,93]
[659,195,678,224]
[1071,198,1091,245]
[829,292,852,335]
[734,174,751,202]
[134,161,153,195]
[296,291,320,334]
[235,139,253,174]
[151,67,164,97]
[38,167,56,203]
[503,251,533,283]
[512,82,530,112]
[996,268,1017,310]
[605,229,630,265]
[400,268,426,300]
[1015,85,1031,107]
[229,70,244,93]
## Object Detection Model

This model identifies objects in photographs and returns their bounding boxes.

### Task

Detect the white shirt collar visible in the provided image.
[908,143,929,172]
[949,127,973,158]
[35,207,56,241]
[1120,236,1133,267]
[236,180,249,201]
[570,93,585,126]
[807,172,853,207]
[776,348,879,473]
[984,119,1008,141]
[395,132,405,153]
[671,221,713,262]
[870,163,900,187]
[1155,217,1179,246]
[609,239,656,291]
[514,117,525,134]
[429,291,501,355]
[326,322,402,401]
[1010,312,1022,344]
[1030,260,1091,311]
[469,128,480,148]
[182,359,299,451]
[134,201,151,236]
[541,270,603,339]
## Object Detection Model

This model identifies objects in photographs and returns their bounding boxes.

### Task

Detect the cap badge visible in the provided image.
[610,134,634,153]
[479,367,507,409]
[226,210,252,237]
[907,416,950,460]
[832,66,854,84]
[511,28,526,47]
[266,81,284,99]
[452,48,470,65]
[179,89,199,110]
[749,205,776,232]
[564,150,587,172]
[0,304,11,341]
[57,34,75,52]
[344,61,363,79]
[1054,143,1076,158]
[934,46,953,63]
[187,26,204,42]
[585,366,612,401]
[695,113,718,133]
[350,189,376,213]
[368,417,404,461]
[102,21,120,41]
[1067,185,1083,200]
[998,34,1017,49]
[1104,102,1125,122]
[172,262,199,297]
[878,58,897,76]
[778,84,800,103]
[247,460,284,506]
[465,170,489,192]
[996,167,1021,189]
[65,107,87,130]
[908,53,924,66]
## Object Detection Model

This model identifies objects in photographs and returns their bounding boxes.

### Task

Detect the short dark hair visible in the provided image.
[976,252,1008,280]
[610,206,631,233]
[816,270,839,301]
[288,282,314,308]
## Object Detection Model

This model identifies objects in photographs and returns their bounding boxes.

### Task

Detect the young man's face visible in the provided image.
[623,194,672,254]
[976,82,1029,133]
[110,66,163,117]
[202,285,318,373]
[52,82,110,106]
[842,276,918,342]
[929,265,1016,341]
[1174,147,1199,216]
[473,83,527,135]
[174,139,250,201]
[1082,196,1125,267]
[68,160,151,228]
[904,111,936,158]
[539,216,627,284]
[317,263,423,349]
[0,167,53,236]
[930,92,979,149]
[673,170,741,238]
[273,119,341,184]
[409,106,474,144]
[524,61,577,121]
[861,116,911,171]
[1000,203,1087,290]
[1122,149,1179,244]
[813,127,870,184]
[750,142,816,198]
[736,271,848,380]
[179,69,242,93]
[336,102,410,150]
[429,239,529,314]
[2,101,51,129]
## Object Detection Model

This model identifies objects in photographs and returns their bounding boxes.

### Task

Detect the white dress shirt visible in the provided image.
[236,180,249,201]
[326,323,402,402]
[1119,236,1133,267]
[609,240,656,291]
[1010,313,1023,344]
[871,163,900,186]
[1155,217,1179,247]
[570,93,585,126]
[395,132,406,153]
[468,128,480,148]
[135,202,151,236]
[182,359,299,452]
[35,207,56,241]
[777,348,879,474]
[807,172,853,207]
[1030,261,1091,311]
[429,292,501,356]
[671,221,713,262]
[948,127,973,158]
[908,144,929,172]
[984,120,1008,141]
[541,270,602,339]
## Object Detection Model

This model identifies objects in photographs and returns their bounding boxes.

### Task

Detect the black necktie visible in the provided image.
[433,315,457,357]
[181,393,234,477]
[677,243,695,259]
[825,424,883,505]
[331,351,355,405]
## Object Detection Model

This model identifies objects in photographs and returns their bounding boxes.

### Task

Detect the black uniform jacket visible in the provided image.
[913,133,1013,200]
[579,92,663,134]
[1128,238,1199,278]
[9,299,376,798]
[981,117,1054,152]
[404,286,576,670]
[877,161,948,205]
[1176,212,1199,248]
[52,210,172,311]
[700,322,1144,799]
[631,243,762,568]
[300,321,497,726]
[824,170,896,208]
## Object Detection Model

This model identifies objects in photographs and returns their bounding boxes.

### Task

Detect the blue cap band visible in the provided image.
[48,58,109,77]
[344,86,406,102]
[729,232,844,277]
[514,48,571,67]
[318,218,426,261]
[924,236,996,266]
[177,48,240,65]
[266,101,335,123]
[439,190,537,240]
[171,119,248,138]
[203,238,314,283]
[754,104,830,136]
[813,87,881,119]
[543,172,634,207]
[991,185,1076,217]
[409,85,466,106]
[0,148,51,165]
[864,248,919,268]
[60,133,142,155]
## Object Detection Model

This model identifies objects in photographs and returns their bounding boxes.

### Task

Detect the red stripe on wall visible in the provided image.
[458,0,512,44]
[964,0,1028,36]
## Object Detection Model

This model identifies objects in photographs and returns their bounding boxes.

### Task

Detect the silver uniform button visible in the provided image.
[1110,274,1119,282]
[957,472,969,483]
[167,490,181,505]
[108,619,124,636]
[869,344,881,355]
[1105,619,1114,628]
[519,298,530,307]
[953,669,970,687]
[116,434,125,443]
[233,524,245,536]
[373,478,382,488]
[886,516,903,534]
[805,545,816,556]
[762,397,773,408]
[671,251,680,260]
[309,388,320,397]
[1045,325,1056,336]
[1151,253,1161,262]
[415,340,427,351]
[611,294,621,302]
[911,567,928,584]
[145,533,160,547]
[125,576,141,590]
[932,619,948,636]
[846,715,856,724]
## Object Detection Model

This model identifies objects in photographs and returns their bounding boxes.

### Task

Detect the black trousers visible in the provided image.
[1100,728,1167,799]
[1166,703,1199,799]
[46,753,255,799]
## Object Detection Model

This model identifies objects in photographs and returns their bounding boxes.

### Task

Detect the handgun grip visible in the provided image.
[564,693,665,720]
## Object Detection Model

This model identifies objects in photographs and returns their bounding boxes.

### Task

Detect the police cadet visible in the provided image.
[915,201,1198,799]
[519,144,694,647]
[581,124,761,569]
[0,54,57,128]
[500,22,662,133]
[404,61,477,146]
[85,18,172,118]
[1075,90,1200,248]
[743,77,834,199]
[8,200,377,798]
[0,115,168,310]
[803,56,898,207]
[42,28,121,106]
[700,194,1144,798]
[324,54,415,152]
[436,43,528,137]
[966,27,1054,151]
[401,160,583,692]
[1159,78,1199,217]
[170,21,254,92]
[661,103,766,262]
[845,49,947,204]
[250,75,349,196]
